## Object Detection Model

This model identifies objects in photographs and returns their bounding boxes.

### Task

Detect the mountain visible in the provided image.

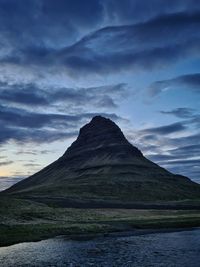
[4,116,200,202]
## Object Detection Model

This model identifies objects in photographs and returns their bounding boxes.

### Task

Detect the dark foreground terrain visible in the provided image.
[0,196,200,247]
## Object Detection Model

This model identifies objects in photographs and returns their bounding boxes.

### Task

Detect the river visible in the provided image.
[0,228,200,266]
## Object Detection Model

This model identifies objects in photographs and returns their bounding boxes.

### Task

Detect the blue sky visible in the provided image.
[0,0,200,190]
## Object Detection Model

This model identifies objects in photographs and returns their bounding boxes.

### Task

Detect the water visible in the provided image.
[0,229,200,267]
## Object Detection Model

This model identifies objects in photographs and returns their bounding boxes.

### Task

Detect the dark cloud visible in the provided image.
[0,82,126,108]
[159,159,200,168]
[160,108,200,129]
[156,159,200,182]
[0,105,77,129]
[138,131,200,152]
[104,0,199,24]
[23,163,41,167]
[0,124,77,145]
[0,79,127,145]
[0,160,13,166]
[15,150,37,156]
[0,0,104,50]
[19,11,200,76]
[0,75,127,145]
[160,108,196,118]
[149,73,200,96]
[168,144,200,158]
[147,144,200,163]
[171,133,200,147]
[130,123,200,181]
[15,149,53,155]
[145,146,200,182]
[1,8,200,76]
[0,109,124,145]
[147,154,178,162]
[140,122,186,135]
[0,0,197,52]
[0,82,49,106]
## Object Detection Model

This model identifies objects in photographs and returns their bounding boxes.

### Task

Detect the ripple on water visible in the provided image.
[0,229,200,267]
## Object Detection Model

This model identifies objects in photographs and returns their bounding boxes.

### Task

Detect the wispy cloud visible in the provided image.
[1,9,200,78]
[0,82,127,109]
[149,73,200,96]
[160,107,196,118]
[0,160,13,166]
[139,122,186,135]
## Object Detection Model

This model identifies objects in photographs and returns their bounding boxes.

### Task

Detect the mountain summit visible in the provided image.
[63,116,142,160]
[5,116,200,202]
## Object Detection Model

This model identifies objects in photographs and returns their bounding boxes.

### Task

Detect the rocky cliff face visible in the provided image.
[5,116,200,202]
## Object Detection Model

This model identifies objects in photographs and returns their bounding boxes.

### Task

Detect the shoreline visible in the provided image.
[1,225,200,249]
[1,197,200,248]
[56,226,200,241]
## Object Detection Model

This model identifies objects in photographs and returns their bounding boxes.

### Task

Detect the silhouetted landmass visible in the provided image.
[4,116,200,202]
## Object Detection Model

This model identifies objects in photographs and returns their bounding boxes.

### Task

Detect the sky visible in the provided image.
[0,0,200,190]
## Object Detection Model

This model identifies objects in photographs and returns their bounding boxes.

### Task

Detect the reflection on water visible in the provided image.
[0,229,200,267]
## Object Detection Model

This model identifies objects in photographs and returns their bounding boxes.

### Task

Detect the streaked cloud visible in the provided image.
[149,73,200,96]
[0,160,13,166]
[140,122,186,135]
[160,108,196,118]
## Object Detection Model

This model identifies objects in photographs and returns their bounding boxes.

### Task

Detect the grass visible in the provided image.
[0,196,200,247]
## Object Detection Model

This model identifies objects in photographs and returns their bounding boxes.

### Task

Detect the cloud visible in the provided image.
[0,124,77,145]
[0,78,128,146]
[0,160,13,166]
[168,144,200,158]
[0,0,197,52]
[128,122,200,182]
[160,108,196,118]
[0,105,77,129]
[170,132,200,147]
[15,149,54,155]
[151,157,200,182]
[15,150,37,156]
[140,122,186,135]
[160,107,200,128]
[27,12,200,76]
[1,9,200,78]
[0,80,128,145]
[23,163,41,167]
[0,109,124,145]
[149,73,200,96]
[0,81,126,109]
[147,144,200,162]
[103,0,199,24]
[0,0,104,50]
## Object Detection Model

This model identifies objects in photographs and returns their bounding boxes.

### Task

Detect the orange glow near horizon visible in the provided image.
[0,169,11,177]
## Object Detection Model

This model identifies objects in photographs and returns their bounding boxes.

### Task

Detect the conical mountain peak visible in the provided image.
[5,115,200,202]
[63,116,142,158]
[78,116,127,143]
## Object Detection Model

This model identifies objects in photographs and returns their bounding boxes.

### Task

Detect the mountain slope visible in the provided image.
[4,116,200,201]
